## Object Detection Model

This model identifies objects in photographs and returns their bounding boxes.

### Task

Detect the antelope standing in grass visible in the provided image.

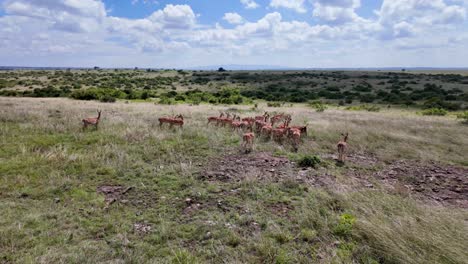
[82,110,102,131]
[288,125,307,137]
[255,112,269,121]
[159,114,184,128]
[288,128,302,152]
[260,124,273,137]
[271,118,291,142]
[208,113,224,125]
[219,113,236,127]
[242,131,255,152]
[337,133,349,163]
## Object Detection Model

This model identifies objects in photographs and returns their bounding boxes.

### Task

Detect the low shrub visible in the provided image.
[308,100,328,112]
[456,111,468,124]
[346,105,381,112]
[333,213,356,237]
[421,108,447,116]
[267,102,282,107]
[298,155,321,168]
[99,95,116,103]
[158,97,176,105]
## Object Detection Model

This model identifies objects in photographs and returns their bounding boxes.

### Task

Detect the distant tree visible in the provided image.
[93,66,100,70]
[218,67,227,72]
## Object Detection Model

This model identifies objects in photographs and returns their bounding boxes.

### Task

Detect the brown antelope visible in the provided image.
[242,132,255,152]
[270,113,290,127]
[288,125,307,136]
[231,119,243,130]
[289,128,301,151]
[255,112,269,121]
[255,120,267,132]
[159,114,184,128]
[337,133,349,163]
[242,117,255,123]
[260,124,273,137]
[219,113,235,127]
[208,113,224,125]
[271,117,291,142]
[82,110,102,130]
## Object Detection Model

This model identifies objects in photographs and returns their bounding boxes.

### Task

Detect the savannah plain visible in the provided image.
[1,69,467,263]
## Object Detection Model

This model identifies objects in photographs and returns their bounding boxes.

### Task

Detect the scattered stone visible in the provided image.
[374,161,468,208]
[134,222,152,234]
[97,185,133,209]
[201,152,293,182]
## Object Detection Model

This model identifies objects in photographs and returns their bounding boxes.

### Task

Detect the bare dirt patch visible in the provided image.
[97,185,133,208]
[201,152,293,182]
[267,202,294,218]
[200,151,468,208]
[374,161,468,208]
[133,222,152,235]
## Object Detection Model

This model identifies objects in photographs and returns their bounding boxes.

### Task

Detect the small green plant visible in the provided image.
[171,249,198,264]
[158,97,176,105]
[99,95,116,103]
[316,104,327,112]
[300,228,317,242]
[333,213,356,237]
[421,108,447,116]
[456,111,468,124]
[308,100,328,112]
[298,155,321,168]
[267,102,282,107]
[345,104,380,112]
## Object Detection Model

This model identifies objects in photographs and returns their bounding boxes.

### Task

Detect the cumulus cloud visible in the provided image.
[223,12,244,24]
[376,0,466,41]
[3,0,106,32]
[378,0,466,25]
[312,0,363,24]
[148,4,196,29]
[0,0,467,67]
[240,0,259,9]
[270,0,307,13]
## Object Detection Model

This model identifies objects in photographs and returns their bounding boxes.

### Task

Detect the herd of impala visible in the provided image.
[206,112,308,152]
[82,110,349,162]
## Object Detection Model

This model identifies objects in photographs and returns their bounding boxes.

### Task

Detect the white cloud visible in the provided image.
[376,0,466,41]
[378,0,466,25]
[3,0,106,33]
[149,4,196,29]
[0,0,467,67]
[240,0,260,9]
[270,0,306,13]
[312,0,363,24]
[223,12,244,24]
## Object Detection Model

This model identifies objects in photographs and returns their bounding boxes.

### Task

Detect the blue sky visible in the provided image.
[1,0,468,68]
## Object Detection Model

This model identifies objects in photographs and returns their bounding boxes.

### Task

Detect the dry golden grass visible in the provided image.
[1,97,467,263]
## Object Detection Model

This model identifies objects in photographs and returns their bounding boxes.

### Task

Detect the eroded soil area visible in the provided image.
[201,152,468,208]
[201,152,294,182]
[374,161,468,208]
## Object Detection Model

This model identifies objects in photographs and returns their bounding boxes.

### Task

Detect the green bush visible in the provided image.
[421,108,447,116]
[70,88,125,101]
[70,89,99,100]
[267,102,282,107]
[158,97,175,105]
[456,111,468,124]
[99,95,116,103]
[298,155,321,168]
[346,105,380,112]
[333,213,356,237]
[308,100,328,112]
